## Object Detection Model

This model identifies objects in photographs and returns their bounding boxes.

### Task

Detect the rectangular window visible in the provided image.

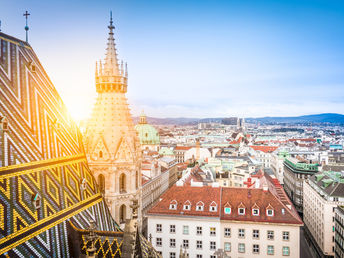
[196,255,202,258]
[183,225,189,235]
[210,241,216,250]
[156,237,162,247]
[267,230,274,240]
[282,231,289,241]
[196,226,202,235]
[196,240,202,249]
[170,252,176,258]
[170,238,176,248]
[156,224,162,232]
[253,229,259,239]
[283,246,290,256]
[238,243,245,253]
[170,224,176,233]
[210,227,216,236]
[224,207,231,214]
[224,228,231,237]
[238,208,245,215]
[267,245,274,255]
[183,239,189,249]
[252,209,259,216]
[253,244,259,254]
[224,242,231,252]
[239,228,245,238]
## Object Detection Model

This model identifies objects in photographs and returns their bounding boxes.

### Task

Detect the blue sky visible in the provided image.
[1,0,344,119]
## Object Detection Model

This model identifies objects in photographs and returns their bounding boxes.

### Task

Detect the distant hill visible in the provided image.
[246,113,344,124]
[133,113,344,125]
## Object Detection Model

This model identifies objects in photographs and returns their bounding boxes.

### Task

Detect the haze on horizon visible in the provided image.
[1,0,344,120]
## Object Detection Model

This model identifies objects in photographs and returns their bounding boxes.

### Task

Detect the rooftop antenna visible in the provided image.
[23,11,30,43]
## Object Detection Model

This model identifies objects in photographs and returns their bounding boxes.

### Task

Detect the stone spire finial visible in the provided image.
[103,11,120,76]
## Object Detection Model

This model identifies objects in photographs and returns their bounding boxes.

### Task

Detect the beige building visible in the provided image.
[84,16,142,225]
[303,171,344,257]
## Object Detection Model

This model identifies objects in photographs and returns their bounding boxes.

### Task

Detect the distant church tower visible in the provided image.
[84,13,142,226]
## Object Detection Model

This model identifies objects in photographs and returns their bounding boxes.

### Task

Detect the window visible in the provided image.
[282,246,290,256]
[183,239,189,249]
[238,208,245,215]
[156,237,162,246]
[156,224,162,233]
[252,208,259,216]
[253,244,259,254]
[224,228,231,237]
[267,245,274,255]
[239,228,245,238]
[183,204,191,210]
[209,202,217,212]
[196,240,202,249]
[224,242,231,252]
[196,226,202,235]
[267,209,274,216]
[224,207,231,214]
[238,243,245,253]
[170,225,176,233]
[196,255,202,258]
[210,227,216,236]
[170,252,176,258]
[283,231,289,241]
[170,238,176,248]
[196,202,204,211]
[169,200,177,210]
[253,229,259,239]
[210,256,216,258]
[267,230,274,240]
[210,241,216,250]
[183,225,189,235]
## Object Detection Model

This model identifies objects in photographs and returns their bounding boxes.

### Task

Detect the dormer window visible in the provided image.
[238,208,245,215]
[183,200,191,211]
[209,201,217,212]
[266,204,274,216]
[169,200,177,210]
[32,193,41,210]
[196,201,204,211]
[267,209,274,216]
[224,207,231,214]
[252,208,259,216]
[224,202,232,214]
[238,202,246,215]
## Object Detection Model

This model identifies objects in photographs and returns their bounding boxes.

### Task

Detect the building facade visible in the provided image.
[84,16,142,224]
[148,183,302,258]
[335,206,344,258]
[283,157,319,213]
[303,171,344,257]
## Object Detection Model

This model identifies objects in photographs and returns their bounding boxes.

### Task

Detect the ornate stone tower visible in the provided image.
[84,13,142,226]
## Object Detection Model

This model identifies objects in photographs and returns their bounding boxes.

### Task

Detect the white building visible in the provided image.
[303,171,344,257]
[148,178,303,258]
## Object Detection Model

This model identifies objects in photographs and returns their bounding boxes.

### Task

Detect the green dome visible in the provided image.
[135,121,160,145]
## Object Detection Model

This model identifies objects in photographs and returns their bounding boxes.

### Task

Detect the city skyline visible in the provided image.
[1,0,344,120]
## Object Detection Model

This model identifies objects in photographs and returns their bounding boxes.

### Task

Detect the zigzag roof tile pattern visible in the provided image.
[0,32,122,257]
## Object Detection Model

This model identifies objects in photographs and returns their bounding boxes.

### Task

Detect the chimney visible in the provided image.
[262,184,268,192]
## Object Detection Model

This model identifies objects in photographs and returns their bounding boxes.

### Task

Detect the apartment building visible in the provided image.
[148,180,302,258]
[335,206,344,258]
[303,171,344,257]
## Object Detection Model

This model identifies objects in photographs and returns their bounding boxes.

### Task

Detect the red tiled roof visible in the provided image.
[148,184,303,225]
[249,145,278,153]
[175,146,193,151]
[148,185,221,217]
[221,188,302,224]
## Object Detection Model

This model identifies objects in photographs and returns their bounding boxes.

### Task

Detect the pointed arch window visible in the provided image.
[120,204,126,223]
[99,151,103,158]
[120,173,126,193]
[98,174,105,193]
